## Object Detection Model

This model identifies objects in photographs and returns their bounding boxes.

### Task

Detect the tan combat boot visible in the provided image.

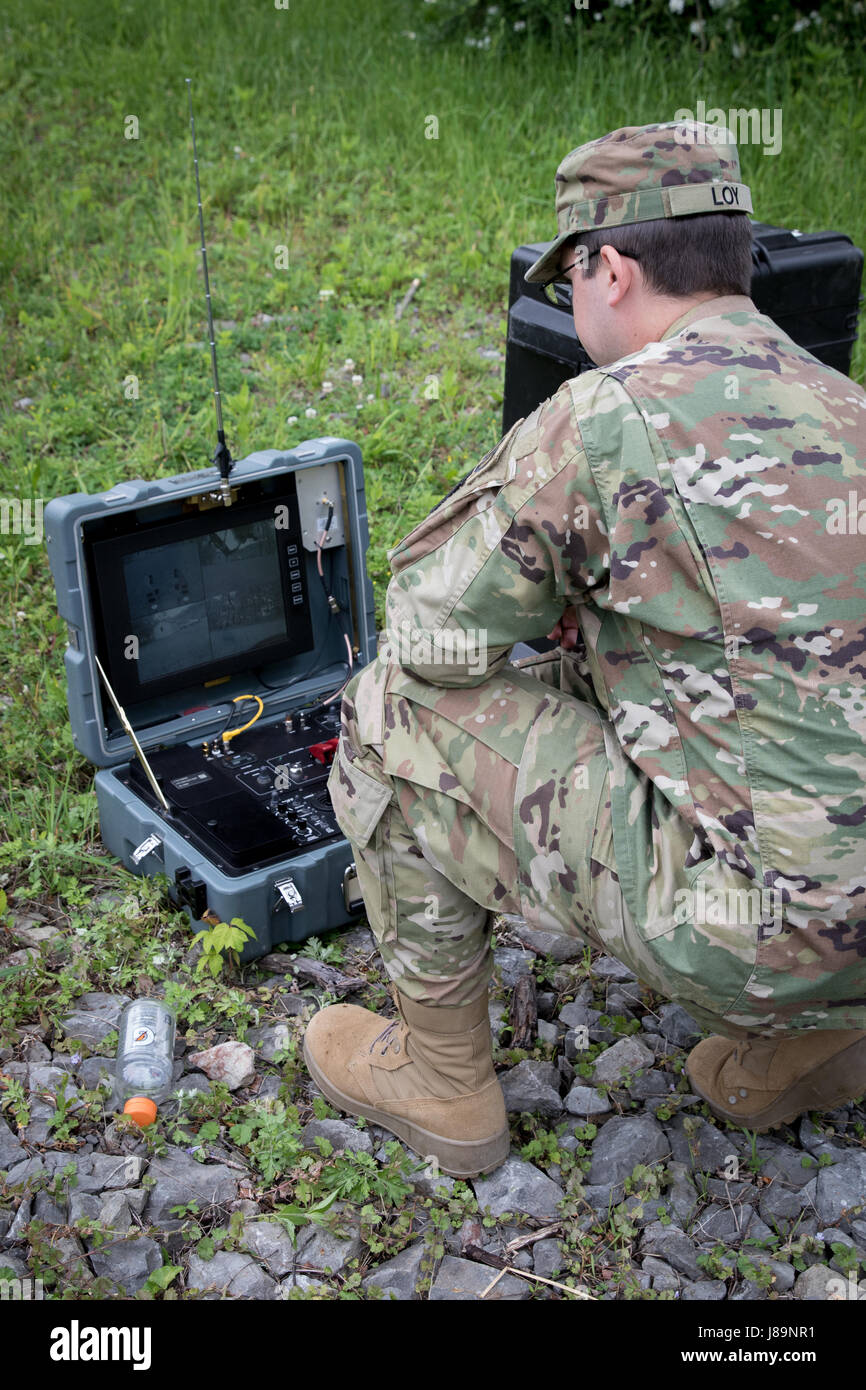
[686,1028,866,1130]
[302,986,510,1178]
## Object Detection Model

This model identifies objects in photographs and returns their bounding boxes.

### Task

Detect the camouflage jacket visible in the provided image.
[385,294,866,955]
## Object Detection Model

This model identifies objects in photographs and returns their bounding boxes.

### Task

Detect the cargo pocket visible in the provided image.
[327,743,393,942]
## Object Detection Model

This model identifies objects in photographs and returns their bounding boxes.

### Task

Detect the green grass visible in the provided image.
[0,0,863,951]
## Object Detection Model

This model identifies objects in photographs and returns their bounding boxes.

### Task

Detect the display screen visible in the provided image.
[85,483,315,707]
[123,519,288,683]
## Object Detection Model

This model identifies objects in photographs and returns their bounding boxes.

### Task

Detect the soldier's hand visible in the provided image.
[547,605,580,650]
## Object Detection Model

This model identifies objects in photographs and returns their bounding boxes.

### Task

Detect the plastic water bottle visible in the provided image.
[114,1000,176,1126]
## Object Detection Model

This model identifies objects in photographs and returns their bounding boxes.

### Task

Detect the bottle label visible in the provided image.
[120,1003,174,1057]
[131,1026,155,1047]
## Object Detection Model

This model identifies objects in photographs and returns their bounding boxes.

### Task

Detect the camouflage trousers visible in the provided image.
[327,649,797,1039]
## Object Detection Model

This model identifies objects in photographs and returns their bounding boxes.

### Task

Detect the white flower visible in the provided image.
[366,392,375,401]
[16,610,26,621]
[321,380,334,394]
[318,288,335,300]
[689,16,705,32]
[791,14,810,29]
[487,4,499,14]
[513,19,526,30]
[344,358,355,370]
[351,373,363,386]
[668,0,685,11]
[286,415,298,425]
[305,407,317,418]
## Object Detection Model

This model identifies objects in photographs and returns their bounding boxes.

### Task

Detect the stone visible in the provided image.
[68,1193,102,1225]
[488,1002,507,1040]
[657,1002,703,1049]
[665,1117,745,1173]
[493,949,535,988]
[681,1279,727,1300]
[406,1160,455,1200]
[500,1061,562,1118]
[537,1020,560,1046]
[564,1024,598,1061]
[171,1073,212,1099]
[363,1239,429,1299]
[664,1162,699,1228]
[642,1255,681,1291]
[186,1250,278,1299]
[692,1204,754,1245]
[591,955,637,983]
[641,1221,703,1280]
[628,1071,672,1099]
[33,1192,67,1225]
[564,1085,612,1118]
[532,1238,564,1280]
[144,1148,240,1229]
[280,1274,329,1297]
[76,1057,114,1092]
[294,1208,362,1274]
[507,926,586,964]
[815,1156,866,1227]
[587,1114,669,1187]
[603,985,641,1016]
[98,1191,134,1233]
[429,1254,530,1300]
[89,1236,163,1294]
[754,1137,816,1189]
[745,1249,796,1292]
[793,1263,840,1300]
[245,1023,293,1062]
[68,1154,144,1194]
[759,1183,806,1225]
[591,1037,655,1085]
[473,1156,565,1224]
[187,1041,256,1091]
[302,1118,373,1155]
[241,1219,298,1277]
[0,1118,25,1171]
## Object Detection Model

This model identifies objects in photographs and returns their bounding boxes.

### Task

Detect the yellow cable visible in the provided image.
[222,694,264,744]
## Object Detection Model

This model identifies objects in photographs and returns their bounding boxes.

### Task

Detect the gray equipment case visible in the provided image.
[45,438,376,962]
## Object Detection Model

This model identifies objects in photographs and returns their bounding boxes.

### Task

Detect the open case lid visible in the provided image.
[44,437,376,768]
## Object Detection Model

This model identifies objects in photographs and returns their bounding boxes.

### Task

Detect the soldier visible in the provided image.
[303,121,866,1178]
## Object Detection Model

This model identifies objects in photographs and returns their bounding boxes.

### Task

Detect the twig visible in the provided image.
[480,1264,595,1300]
[394,277,421,322]
[504,1222,562,1253]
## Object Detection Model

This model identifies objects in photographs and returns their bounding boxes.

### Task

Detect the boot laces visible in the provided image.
[369,1018,402,1055]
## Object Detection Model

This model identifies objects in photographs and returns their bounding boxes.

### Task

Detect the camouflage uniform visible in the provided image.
[328,125,866,1039]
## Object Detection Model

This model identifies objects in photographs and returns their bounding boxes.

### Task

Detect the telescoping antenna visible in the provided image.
[186,78,233,507]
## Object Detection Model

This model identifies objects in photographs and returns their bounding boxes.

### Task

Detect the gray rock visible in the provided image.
[604,986,640,1019]
[302,1118,373,1155]
[68,1193,102,1225]
[171,1072,212,1100]
[755,1137,817,1189]
[657,1002,702,1049]
[507,924,586,963]
[564,1022,598,1060]
[144,1148,240,1229]
[493,949,535,988]
[628,1071,672,1099]
[58,993,129,1048]
[8,1197,32,1240]
[793,1263,841,1300]
[745,1249,796,1292]
[68,1154,144,1194]
[473,1157,565,1224]
[98,1191,134,1234]
[241,1219,297,1277]
[186,1250,278,1299]
[591,1037,655,1085]
[665,1117,745,1173]
[641,1220,703,1279]
[488,1002,507,1040]
[363,1239,429,1299]
[429,1254,530,1300]
[587,1114,669,1186]
[642,1255,682,1291]
[280,1274,330,1297]
[537,1020,560,1046]
[564,1085,612,1118]
[245,1023,294,1062]
[76,1057,114,1092]
[759,1183,806,1225]
[0,1253,29,1280]
[815,1156,866,1227]
[294,1208,362,1274]
[0,1118,25,1171]
[664,1162,699,1228]
[681,1279,727,1300]
[532,1238,564,1280]
[33,1192,66,1225]
[406,1160,455,1200]
[692,1203,754,1245]
[89,1236,163,1293]
[500,1061,562,1118]
[592,955,637,984]
[798,1116,838,1156]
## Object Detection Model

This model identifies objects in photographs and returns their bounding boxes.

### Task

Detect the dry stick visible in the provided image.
[481,1264,596,1300]
[504,1221,562,1253]
[394,277,421,322]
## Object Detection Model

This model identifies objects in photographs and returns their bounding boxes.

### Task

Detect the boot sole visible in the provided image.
[687,1035,866,1132]
[303,1036,511,1178]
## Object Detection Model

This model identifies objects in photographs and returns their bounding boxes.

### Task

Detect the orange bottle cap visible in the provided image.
[123,1096,158,1127]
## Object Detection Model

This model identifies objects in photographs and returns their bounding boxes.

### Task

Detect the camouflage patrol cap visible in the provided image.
[524,120,753,284]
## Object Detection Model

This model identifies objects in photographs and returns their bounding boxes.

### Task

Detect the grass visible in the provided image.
[0,0,863,1299]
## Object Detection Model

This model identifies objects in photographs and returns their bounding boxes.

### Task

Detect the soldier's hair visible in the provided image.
[564,212,753,298]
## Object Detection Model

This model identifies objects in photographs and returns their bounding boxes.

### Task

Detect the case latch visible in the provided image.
[275,878,304,913]
[343,862,363,912]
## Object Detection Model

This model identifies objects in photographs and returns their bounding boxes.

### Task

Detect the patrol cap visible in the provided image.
[524,120,753,284]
